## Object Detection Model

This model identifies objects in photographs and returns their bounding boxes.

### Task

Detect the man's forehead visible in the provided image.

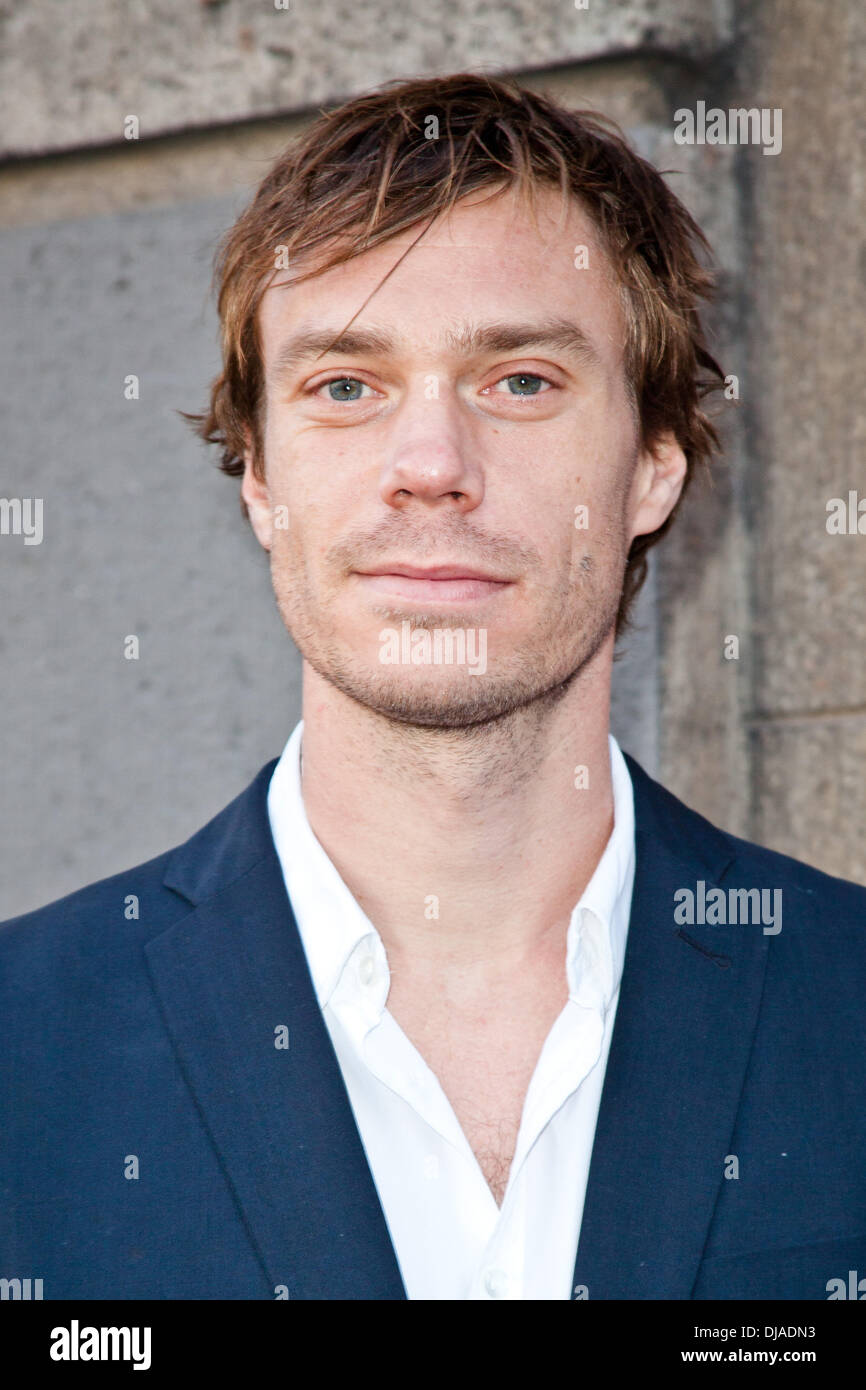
[262,183,610,299]
[256,184,623,371]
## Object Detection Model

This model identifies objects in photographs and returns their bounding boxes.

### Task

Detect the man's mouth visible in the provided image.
[353,563,513,604]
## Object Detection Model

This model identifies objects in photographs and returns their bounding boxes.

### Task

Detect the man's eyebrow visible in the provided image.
[269,326,396,380]
[267,317,602,381]
[448,318,602,366]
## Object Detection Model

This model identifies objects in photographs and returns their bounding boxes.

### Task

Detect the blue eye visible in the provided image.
[326,377,364,401]
[501,373,545,395]
[485,373,552,397]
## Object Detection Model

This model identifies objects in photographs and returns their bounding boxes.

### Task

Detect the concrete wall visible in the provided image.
[1,0,862,917]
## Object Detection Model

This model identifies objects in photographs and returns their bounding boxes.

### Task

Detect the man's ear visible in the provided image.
[240,429,274,553]
[627,430,688,542]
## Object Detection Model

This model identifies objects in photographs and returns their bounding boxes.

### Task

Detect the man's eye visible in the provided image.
[315,377,373,402]
[489,373,552,396]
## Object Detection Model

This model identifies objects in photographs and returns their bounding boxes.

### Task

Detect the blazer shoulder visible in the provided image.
[625,750,866,928]
[0,758,280,971]
[0,846,187,982]
[719,822,866,925]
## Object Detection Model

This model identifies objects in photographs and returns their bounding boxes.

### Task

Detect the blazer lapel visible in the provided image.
[144,762,407,1300]
[571,754,773,1299]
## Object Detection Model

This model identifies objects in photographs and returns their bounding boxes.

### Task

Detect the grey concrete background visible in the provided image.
[0,0,732,157]
[1,0,863,918]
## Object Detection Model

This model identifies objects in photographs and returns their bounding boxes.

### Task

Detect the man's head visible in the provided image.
[187,73,725,728]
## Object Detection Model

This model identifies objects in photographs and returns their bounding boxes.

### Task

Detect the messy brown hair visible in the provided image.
[184,72,726,636]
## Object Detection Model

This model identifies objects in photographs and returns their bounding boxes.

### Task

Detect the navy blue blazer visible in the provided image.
[2,751,865,1300]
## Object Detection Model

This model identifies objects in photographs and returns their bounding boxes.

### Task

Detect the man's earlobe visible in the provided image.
[240,440,274,553]
[629,432,688,541]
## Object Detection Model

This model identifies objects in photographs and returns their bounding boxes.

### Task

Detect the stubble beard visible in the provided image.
[269,537,622,732]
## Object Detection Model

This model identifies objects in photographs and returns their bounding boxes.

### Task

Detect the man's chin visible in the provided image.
[335,672,511,729]
[304,652,580,730]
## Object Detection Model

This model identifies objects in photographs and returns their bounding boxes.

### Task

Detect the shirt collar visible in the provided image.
[268,720,635,1015]
[268,720,375,1009]
[566,734,635,1013]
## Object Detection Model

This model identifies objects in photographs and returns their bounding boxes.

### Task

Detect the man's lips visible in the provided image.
[358,563,509,581]
[353,564,513,604]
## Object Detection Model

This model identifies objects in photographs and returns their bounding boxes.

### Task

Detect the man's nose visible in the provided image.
[378,390,485,511]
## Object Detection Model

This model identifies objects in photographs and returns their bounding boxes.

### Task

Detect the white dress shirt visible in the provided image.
[267,720,636,1300]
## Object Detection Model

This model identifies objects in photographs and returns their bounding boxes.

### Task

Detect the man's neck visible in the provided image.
[296,644,616,987]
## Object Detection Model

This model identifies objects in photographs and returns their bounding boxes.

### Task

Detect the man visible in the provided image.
[2,73,865,1302]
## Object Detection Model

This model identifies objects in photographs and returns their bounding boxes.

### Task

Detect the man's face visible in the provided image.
[243,183,684,727]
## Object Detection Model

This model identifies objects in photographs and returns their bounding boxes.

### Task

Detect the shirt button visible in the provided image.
[358,954,377,986]
[483,1268,509,1299]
